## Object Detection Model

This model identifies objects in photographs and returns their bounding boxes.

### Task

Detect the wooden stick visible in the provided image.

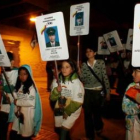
[54,60,60,85]
[1,67,14,99]
[77,35,80,69]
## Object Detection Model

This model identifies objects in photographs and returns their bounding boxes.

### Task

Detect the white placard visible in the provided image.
[126,29,133,51]
[0,35,11,67]
[103,30,124,53]
[70,2,90,36]
[35,12,69,61]
[97,37,110,55]
[132,4,140,67]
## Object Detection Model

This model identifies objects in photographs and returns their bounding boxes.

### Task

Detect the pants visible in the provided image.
[0,111,9,140]
[10,130,32,140]
[83,89,104,139]
[55,127,71,140]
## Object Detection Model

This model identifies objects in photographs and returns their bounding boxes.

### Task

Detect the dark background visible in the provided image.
[0,0,139,59]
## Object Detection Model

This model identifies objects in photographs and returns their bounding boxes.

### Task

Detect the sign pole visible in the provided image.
[54,60,60,85]
[1,67,14,99]
[77,35,80,69]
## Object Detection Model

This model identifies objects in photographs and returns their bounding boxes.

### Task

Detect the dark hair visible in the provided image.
[7,52,14,61]
[15,67,35,94]
[85,46,97,52]
[59,59,77,83]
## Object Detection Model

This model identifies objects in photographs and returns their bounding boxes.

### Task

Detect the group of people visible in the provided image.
[47,44,140,140]
[105,50,133,96]
[0,52,42,140]
[48,45,110,140]
[0,45,140,140]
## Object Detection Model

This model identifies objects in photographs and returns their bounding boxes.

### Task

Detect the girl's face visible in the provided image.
[61,61,73,77]
[19,69,28,83]
[86,48,96,59]
[132,69,140,83]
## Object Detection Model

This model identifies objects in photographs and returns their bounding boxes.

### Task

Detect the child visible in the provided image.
[122,67,140,140]
[79,46,110,140]
[0,52,18,140]
[9,65,42,140]
[50,59,84,140]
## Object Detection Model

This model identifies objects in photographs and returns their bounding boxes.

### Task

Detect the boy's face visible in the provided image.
[86,48,96,59]
[48,35,55,43]
[132,69,140,83]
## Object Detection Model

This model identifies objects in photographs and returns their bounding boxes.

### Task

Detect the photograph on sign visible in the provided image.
[126,29,133,51]
[70,2,90,36]
[35,12,69,61]
[103,30,124,53]
[45,26,60,47]
[97,37,110,55]
[75,12,84,26]
[0,35,11,67]
[132,4,140,67]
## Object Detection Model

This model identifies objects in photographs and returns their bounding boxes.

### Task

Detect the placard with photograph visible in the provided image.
[126,29,133,51]
[35,12,69,61]
[0,35,11,67]
[103,30,124,53]
[70,2,90,36]
[132,4,140,67]
[97,37,110,55]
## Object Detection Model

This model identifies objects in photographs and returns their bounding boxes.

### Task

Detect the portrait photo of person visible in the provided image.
[75,12,84,26]
[100,41,108,49]
[108,37,117,47]
[45,26,60,47]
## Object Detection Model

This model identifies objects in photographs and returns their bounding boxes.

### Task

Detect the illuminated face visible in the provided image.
[48,35,55,43]
[61,61,73,77]
[86,48,96,59]
[132,69,140,83]
[19,69,28,83]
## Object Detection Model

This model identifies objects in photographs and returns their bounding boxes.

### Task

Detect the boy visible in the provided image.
[0,52,18,140]
[122,67,140,140]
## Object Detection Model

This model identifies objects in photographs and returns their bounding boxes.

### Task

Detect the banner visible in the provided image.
[35,12,69,61]
[126,29,133,51]
[70,2,90,36]
[103,30,124,53]
[97,37,110,55]
[132,4,140,67]
[0,35,11,67]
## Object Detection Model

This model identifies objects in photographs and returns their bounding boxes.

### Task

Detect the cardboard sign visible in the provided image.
[0,35,11,67]
[70,2,90,36]
[97,37,110,55]
[35,12,69,61]
[126,29,133,51]
[103,30,124,53]
[132,4,140,67]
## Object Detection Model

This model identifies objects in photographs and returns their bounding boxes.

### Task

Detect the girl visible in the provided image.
[122,67,140,140]
[9,65,42,140]
[79,46,110,140]
[50,59,84,140]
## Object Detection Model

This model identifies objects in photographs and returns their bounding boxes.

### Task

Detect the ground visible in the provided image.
[32,77,126,140]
